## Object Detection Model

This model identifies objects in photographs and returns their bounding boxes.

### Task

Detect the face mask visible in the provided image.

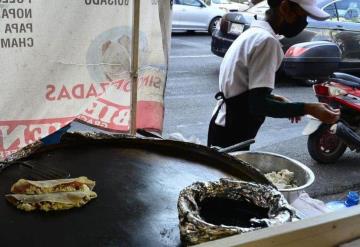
[279,16,308,38]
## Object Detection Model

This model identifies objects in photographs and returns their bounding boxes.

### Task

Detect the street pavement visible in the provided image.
[164,32,360,200]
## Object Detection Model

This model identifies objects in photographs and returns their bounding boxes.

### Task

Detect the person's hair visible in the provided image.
[266,0,281,19]
[265,0,302,19]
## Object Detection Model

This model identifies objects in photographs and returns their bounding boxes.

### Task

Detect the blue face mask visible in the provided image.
[280,15,308,38]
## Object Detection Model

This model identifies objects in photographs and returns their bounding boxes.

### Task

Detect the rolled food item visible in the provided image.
[10,177,96,194]
[6,190,97,212]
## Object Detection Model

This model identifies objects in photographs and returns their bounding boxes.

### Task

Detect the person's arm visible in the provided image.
[245,37,339,123]
[248,87,305,118]
[248,87,340,124]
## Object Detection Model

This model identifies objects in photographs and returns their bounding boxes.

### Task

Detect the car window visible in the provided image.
[231,0,250,3]
[213,0,232,3]
[246,0,269,14]
[323,3,338,20]
[324,0,360,23]
[336,0,360,23]
[178,0,203,7]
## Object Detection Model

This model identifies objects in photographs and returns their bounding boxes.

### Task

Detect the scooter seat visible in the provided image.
[332,72,360,85]
[331,77,360,89]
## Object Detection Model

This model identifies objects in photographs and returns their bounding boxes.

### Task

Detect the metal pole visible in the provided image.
[130,0,140,136]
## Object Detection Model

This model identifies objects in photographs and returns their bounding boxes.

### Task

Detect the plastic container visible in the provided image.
[326,191,359,212]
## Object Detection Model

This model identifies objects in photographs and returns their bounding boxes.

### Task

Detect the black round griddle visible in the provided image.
[0,133,270,247]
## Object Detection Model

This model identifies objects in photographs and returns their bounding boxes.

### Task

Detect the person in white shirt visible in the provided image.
[208,0,340,149]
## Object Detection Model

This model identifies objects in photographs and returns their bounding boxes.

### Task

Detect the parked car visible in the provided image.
[202,0,249,12]
[211,0,360,83]
[230,0,252,3]
[230,0,263,8]
[172,0,226,34]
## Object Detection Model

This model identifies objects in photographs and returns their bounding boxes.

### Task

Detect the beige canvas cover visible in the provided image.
[0,0,171,160]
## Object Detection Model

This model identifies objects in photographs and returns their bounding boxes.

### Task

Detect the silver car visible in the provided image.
[172,0,226,34]
[203,0,249,12]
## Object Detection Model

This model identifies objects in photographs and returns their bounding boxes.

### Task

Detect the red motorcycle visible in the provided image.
[284,41,360,163]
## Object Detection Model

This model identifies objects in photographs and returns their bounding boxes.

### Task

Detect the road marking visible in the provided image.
[171,37,208,48]
[170,54,217,58]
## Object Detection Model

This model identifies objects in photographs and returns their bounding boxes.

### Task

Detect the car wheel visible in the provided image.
[208,17,220,35]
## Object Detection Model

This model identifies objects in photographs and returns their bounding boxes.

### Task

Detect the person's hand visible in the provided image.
[304,103,340,124]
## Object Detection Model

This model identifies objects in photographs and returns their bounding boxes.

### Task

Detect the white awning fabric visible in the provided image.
[0,0,172,160]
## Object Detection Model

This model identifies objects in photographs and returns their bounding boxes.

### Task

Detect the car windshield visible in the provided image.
[246,1,269,15]
[212,0,232,4]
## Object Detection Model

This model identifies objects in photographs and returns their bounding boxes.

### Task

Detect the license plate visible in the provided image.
[229,23,244,34]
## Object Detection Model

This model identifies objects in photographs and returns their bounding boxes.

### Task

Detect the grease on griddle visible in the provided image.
[199,197,269,228]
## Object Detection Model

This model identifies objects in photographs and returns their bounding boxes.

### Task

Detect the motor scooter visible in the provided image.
[283,41,360,163]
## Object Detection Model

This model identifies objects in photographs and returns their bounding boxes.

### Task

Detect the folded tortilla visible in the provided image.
[6,190,97,212]
[10,177,95,194]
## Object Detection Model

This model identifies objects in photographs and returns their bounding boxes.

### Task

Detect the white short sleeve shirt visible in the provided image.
[214,20,284,126]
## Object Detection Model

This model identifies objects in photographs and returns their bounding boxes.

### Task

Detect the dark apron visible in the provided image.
[207,91,265,148]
